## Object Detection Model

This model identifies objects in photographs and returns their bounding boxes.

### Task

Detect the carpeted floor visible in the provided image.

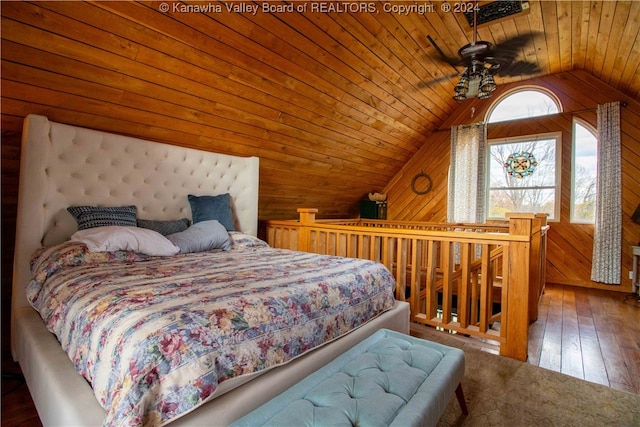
[410,325,640,427]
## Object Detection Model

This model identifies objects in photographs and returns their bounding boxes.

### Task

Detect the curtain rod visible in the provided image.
[435,101,628,132]
[559,101,628,116]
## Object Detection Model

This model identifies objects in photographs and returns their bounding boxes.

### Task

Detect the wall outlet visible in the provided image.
[630,270,635,280]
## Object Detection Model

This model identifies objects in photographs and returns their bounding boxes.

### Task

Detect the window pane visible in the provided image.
[488,188,556,218]
[572,123,597,223]
[488,90,560,123]
[487,137,558,220]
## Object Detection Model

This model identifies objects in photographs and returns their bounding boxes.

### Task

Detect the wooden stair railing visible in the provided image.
[408,244,504,329]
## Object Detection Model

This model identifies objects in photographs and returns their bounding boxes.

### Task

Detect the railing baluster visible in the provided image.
[500,245,510,339]
[346,232,354,258]
[441,241,453,326]
[395,238,407,301]
[382,237,393,280]
[410,238,421,317]
[479,244,492,333]
[325,231,331,255]
[470,266,479,325]
[458,243,471,328]
[424,240,438,322]
[373,236,381,263]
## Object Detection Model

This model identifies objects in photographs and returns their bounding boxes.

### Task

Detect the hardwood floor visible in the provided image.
[2,283,639,426]
[1,372,40,427]
[531,283,640,394]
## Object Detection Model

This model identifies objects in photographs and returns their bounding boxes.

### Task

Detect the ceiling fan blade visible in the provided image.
[495,60,541,77]
[417,72,460,88]
[492,32,541,58]
[426,35,462,69]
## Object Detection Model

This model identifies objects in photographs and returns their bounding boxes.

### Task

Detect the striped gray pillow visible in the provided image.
[67,205,137,230]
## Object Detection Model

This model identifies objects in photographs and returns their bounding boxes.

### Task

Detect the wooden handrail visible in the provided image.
[262,210,548,361]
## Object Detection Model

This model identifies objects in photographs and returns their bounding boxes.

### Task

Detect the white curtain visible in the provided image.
[448,123,487,223]
[591,102,621,284]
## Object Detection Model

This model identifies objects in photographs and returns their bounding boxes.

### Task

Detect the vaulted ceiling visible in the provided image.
[1,1,639,220]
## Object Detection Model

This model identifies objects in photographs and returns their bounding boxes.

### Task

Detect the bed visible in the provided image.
[11,114,410,426]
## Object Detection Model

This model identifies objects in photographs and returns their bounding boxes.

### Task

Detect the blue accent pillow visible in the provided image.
[167,220,231,253]
[67,205,137,230]
[137,218,190,236]
[188,194,235,231]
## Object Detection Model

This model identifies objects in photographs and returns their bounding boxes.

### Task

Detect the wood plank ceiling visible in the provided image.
[1,1,639,220]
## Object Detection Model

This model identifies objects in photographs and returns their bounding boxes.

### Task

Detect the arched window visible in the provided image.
[485,88,562,220]
[571,120,598,223]
[487,88,561,123]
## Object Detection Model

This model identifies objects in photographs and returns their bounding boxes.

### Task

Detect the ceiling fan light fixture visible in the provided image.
[455,75,469,94]
[480,69,497,93]
[452,63,497,101]
[477,90,493,99]
[453,91,467,101]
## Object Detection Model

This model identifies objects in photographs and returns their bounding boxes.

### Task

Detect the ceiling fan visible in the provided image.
[426,1,541,101]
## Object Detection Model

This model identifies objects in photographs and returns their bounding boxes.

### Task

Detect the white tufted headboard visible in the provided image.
[12,114,259,310]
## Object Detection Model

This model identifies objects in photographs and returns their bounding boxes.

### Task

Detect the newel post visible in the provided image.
[297,208,317,253]
[502,213,536,361]
[528,214,548,323]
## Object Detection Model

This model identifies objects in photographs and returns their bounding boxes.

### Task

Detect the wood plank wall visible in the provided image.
[384,70,640,292]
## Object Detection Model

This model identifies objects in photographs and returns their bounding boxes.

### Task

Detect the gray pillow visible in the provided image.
[167,220,231,253]
[137,218,190,236]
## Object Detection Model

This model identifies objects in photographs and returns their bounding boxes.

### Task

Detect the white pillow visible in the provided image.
[70,226,180,256]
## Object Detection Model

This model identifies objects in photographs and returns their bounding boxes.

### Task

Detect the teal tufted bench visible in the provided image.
[231,329,467,427]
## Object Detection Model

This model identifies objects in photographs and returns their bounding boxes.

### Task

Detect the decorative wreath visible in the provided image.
[504,151,538,179]
[411,171,433,195]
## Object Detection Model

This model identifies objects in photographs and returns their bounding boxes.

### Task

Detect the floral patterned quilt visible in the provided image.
[26,233,396,426]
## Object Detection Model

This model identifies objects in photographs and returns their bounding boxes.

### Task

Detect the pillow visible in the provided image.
[188,194,235,231]
[67,205,137,230]
[137,218,190,236]
[70,226,180,256]
[167,220,231,253]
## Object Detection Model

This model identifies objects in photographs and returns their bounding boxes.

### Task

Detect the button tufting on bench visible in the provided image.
[231,329,467,427]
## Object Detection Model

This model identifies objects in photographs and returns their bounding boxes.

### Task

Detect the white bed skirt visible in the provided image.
[15,301,409,426]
